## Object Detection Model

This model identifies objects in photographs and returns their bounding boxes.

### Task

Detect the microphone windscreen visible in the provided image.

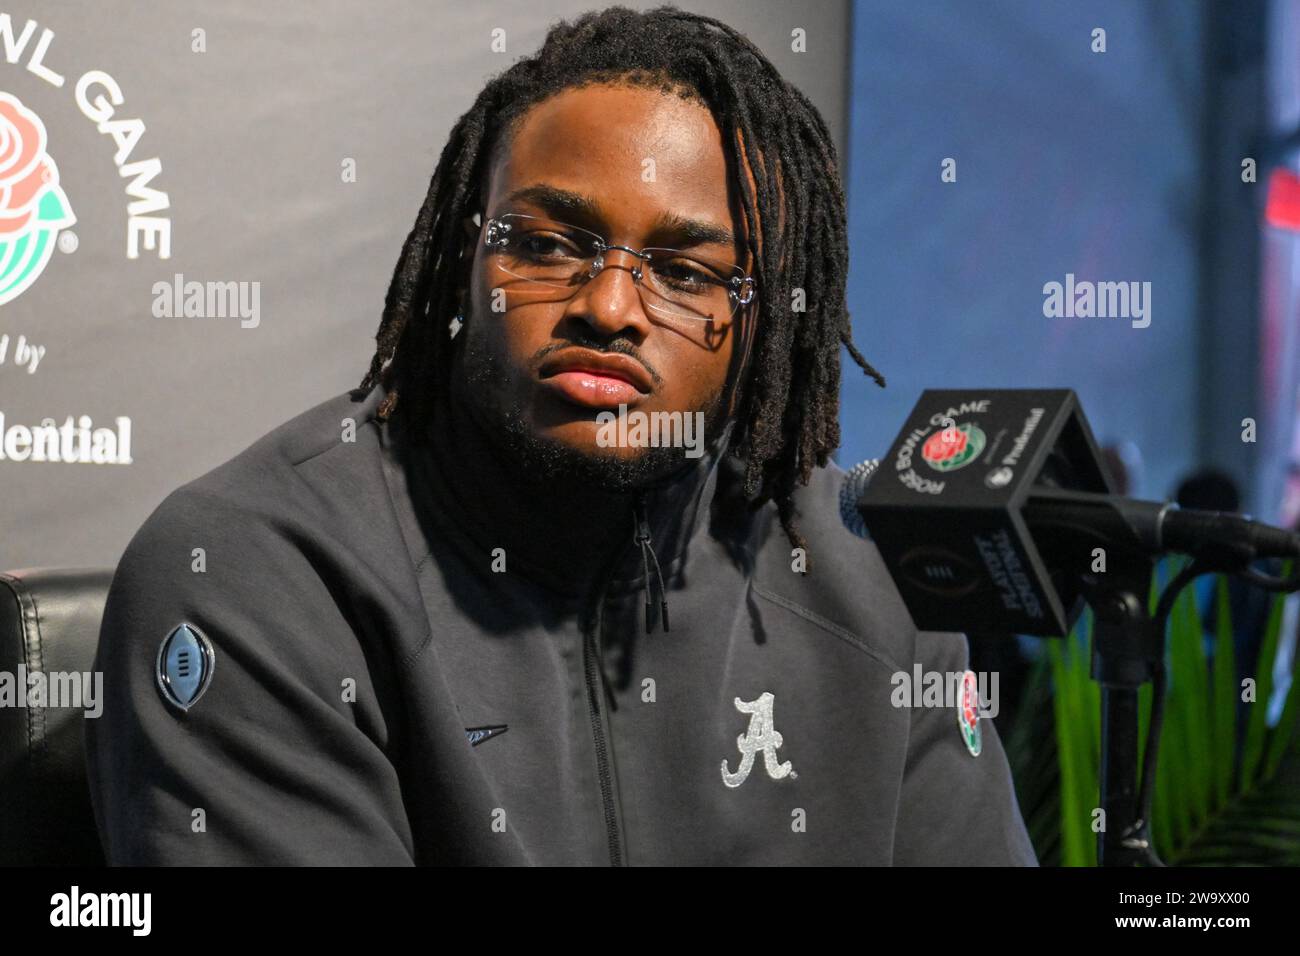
[839,459,880,539]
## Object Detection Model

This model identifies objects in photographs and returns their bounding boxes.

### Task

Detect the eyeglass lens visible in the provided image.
[485,214,752,323]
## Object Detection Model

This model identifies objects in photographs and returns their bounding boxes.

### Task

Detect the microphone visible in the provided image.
[844,389,1300,636]
[838,458,879,539]
[1020,488,1300,565]
[845,467,1299,563]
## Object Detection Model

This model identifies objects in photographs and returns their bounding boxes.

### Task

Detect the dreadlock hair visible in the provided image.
[358,3,885,564]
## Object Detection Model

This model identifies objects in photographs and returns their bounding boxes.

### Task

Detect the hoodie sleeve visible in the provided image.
[891,630,1039,866]
[85,487,416,865]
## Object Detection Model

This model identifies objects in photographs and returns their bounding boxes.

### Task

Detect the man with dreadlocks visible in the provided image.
[88,6,1036,865]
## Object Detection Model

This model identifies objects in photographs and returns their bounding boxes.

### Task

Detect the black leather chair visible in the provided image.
[0,567,113,865]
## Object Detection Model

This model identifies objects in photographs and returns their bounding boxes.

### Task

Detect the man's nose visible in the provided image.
[565,247,654,337]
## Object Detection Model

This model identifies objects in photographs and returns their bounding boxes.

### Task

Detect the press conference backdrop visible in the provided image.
[0,1,851,570]
[841,0,1266,513]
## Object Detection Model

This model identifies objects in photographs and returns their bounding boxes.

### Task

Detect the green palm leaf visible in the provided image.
[1008,558,1300,866]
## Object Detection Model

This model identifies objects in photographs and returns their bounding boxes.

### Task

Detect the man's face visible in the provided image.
[450,83,755,490]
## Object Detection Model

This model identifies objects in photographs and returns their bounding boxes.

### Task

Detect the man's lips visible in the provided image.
[540,371,647,408]
[538,349,653,409]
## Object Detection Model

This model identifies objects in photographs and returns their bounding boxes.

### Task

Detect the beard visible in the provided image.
[451,330,731,494]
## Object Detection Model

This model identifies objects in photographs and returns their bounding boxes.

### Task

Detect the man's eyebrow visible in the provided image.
[505,184,601,222]
[649,209,737,249]
[503,183,738,248]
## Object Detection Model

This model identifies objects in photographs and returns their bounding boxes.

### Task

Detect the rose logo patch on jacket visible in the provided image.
[958,669,983,757]
[721,691,796,787]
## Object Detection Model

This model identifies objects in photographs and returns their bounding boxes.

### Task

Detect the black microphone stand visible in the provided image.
[972,524,1289,866]
[1075,564,1162,867]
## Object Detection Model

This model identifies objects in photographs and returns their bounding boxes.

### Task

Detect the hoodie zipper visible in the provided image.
[584,591,624,867]
[634,494,670,634]
[582,489,671,867]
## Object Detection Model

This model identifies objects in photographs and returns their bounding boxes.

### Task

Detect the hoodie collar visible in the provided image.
[379,382,736,630]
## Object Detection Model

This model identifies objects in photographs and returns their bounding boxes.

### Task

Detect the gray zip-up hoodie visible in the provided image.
[86,382,1038,865]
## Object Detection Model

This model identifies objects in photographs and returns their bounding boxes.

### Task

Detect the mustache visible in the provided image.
[533,336,662,387]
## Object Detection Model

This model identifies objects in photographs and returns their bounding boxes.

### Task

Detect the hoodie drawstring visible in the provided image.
[632,491,670,633]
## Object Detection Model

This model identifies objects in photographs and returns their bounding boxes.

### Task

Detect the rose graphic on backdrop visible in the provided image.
[0,91,76,307]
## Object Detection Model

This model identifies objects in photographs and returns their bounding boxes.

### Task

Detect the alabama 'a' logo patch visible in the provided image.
[721,691,796,787]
